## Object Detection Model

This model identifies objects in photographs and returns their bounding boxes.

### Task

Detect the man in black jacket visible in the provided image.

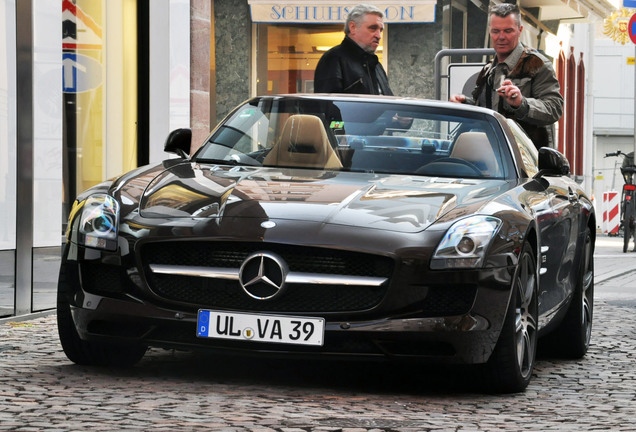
[314,4,393,95]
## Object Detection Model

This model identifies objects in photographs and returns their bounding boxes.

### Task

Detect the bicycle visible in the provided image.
[605,150,636,252]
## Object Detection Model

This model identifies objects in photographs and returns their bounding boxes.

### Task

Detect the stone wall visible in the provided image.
[386,16,443,99]
[387,3,487,100]
[190,0,211,152]
[213,0,251,124]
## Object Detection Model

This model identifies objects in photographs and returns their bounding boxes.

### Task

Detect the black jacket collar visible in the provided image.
[341,36,379,66]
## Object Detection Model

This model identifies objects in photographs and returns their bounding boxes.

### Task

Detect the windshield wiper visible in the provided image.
[193,157,239,165]
[194,155,262,167]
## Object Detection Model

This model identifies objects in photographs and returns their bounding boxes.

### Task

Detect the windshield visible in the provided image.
[194,97,508,179]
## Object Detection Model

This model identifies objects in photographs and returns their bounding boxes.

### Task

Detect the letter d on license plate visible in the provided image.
[197,310,324,346]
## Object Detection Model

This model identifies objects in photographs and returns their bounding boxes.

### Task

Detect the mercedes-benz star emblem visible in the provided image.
[239,252,288,300]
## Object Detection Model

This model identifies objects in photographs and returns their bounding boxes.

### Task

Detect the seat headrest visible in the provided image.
[451,132,498,175]
[263,114,342,169]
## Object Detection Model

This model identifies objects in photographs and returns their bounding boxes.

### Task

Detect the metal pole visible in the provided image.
[15,0,33,316]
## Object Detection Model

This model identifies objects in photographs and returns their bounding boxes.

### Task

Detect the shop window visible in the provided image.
[1,0,16,253]
[443,1,467,64]
[1,0,17,316]
[255,24,385,95]
[63,0,137,212]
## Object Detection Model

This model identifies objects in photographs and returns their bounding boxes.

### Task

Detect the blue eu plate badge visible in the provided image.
[197,310,211,337]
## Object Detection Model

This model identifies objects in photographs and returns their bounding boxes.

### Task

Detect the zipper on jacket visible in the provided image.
[343,78,363,92]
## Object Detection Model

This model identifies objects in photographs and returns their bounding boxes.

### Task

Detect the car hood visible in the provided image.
[132,163,512,233]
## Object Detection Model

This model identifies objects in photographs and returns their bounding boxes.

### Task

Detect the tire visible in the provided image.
[542,227,594,358]
[57,264,147,368]
[630,201,636,252]
[482,242,538,393]
[623,199,632,253]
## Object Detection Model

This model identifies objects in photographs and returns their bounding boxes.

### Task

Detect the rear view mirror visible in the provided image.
[164,128,192,159]
[536,147,570,177]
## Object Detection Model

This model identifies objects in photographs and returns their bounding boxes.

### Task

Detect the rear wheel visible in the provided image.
[482,242,538,393]
[543,227,594,358]
[57,265,147,368]
[623,197,632,253]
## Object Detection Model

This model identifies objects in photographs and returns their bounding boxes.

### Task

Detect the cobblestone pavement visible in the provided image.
[1,237,635,431]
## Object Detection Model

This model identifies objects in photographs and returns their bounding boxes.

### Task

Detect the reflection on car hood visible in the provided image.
[135,163,510,233]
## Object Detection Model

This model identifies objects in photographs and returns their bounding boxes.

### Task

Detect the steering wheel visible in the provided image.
[432,157,483,175]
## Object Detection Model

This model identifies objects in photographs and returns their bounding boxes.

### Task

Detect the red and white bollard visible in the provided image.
[603,191,620,235]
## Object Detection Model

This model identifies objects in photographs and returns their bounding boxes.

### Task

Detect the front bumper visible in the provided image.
[64,259,512,365]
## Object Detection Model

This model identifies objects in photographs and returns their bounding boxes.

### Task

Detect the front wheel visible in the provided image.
[57,265,147,368]
[482,242,538,393]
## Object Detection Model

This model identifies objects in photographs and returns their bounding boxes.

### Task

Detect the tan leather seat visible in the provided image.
[450,132,498,175]
[263,114,342,169]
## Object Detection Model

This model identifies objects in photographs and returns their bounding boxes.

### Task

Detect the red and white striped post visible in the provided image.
[603,191,620,235]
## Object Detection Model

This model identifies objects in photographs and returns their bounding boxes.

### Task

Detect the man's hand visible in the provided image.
[450,94,466,103]
[496,79,522,107]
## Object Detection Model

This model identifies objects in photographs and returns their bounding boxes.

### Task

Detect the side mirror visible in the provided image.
[536,147,570,177]
[164,128,192,159]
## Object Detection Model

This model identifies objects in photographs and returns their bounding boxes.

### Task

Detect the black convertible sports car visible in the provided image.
[58,94,595,393]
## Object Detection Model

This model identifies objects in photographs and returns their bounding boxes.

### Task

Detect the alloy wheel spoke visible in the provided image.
[526,312,537,332]
[522,328,533,370]
[519,256,534,307]
[516,330,525,369]
[514,249,537,377]
[582,297,592,332]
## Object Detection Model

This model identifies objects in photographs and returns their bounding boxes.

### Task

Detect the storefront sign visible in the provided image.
[247,1,436,23]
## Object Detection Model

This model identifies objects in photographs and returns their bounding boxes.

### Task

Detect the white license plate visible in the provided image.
[197,310,325,346]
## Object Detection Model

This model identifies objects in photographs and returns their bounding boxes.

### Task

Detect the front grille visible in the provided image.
[147,274,385,312]
[141,241,394,313]
[143,241,389,276]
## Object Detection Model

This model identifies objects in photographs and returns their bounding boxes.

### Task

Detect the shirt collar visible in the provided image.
[496,43,524,71]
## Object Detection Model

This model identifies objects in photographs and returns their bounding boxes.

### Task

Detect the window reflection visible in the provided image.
[255,24,384,95]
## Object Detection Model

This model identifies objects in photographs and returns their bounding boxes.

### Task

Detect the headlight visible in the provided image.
[78,194,120,251]
[431,215,501,269]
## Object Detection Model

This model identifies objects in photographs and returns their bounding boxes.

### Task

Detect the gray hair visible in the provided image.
[344,4,384,35]
[489,3,521,28]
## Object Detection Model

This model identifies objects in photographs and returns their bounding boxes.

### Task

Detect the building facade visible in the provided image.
[592,35,636,200]
[0,0,617,318]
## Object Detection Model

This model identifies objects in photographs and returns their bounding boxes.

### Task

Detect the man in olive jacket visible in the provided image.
[451,4,563,149]
[314,4,393,95]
